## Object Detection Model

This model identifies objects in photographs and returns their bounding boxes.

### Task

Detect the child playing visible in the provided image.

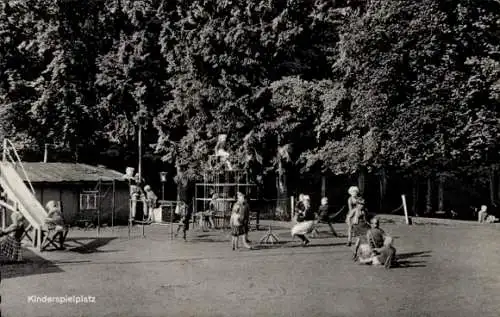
[478,205,488,223]
[317,197,339,237]
[359,236,397,269]
[0,211,26,263]
[174,202,191,241]
[44,201,68,249]
[230,206,246,250]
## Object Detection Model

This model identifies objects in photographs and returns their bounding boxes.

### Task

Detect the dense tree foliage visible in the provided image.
[1,0,499,215]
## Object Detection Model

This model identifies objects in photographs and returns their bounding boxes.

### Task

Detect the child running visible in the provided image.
[317,197,339,237]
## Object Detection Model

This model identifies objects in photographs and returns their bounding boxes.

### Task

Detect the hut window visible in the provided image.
[80,191,98,210]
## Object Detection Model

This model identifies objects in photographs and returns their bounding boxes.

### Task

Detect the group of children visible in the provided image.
[477,205,499,223]
[290,194,341,246]
[130,184,158,223]
[289,186,397,268]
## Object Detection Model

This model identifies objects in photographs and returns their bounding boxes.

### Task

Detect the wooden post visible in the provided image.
[170,203,174,240]
[290,196,294,222]
[2,138,7,161]
[37,227,42,249]
[402,194,410,225]
[128,199,132,240]
[138,123,142,183]
[111,180,115,232]
[1,208,5,230]
[142,215,145,238]
[43,144,49,163]
[97,180,101,237]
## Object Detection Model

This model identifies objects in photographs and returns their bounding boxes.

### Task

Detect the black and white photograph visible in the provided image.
[1,0,500,316]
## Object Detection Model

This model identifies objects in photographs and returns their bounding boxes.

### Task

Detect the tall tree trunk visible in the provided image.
[358,166,367,196]
[276,170,288,220]
[426,177,432,215]
[379,168,387,213]
[321,175,326,198]
[497,165,500,203]
[175,164,187,204]
[438,174,444,211]
[412,175,419,216]
[490,165,496,206]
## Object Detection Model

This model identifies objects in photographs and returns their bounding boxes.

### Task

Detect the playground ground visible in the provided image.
[2,219,500,317]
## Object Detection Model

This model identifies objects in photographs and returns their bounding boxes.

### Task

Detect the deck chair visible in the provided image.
[20,223,36,246]
[41,224,69,251]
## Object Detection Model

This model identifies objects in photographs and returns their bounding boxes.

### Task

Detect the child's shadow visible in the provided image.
[393,251,431,268]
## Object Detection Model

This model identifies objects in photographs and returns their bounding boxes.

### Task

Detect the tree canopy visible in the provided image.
[1,0,499,208]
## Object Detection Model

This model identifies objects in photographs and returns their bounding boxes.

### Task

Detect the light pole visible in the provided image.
[160,171,167,201]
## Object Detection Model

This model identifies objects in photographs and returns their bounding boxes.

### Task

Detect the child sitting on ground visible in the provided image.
[358,236,397,269]
[478,205,488,223]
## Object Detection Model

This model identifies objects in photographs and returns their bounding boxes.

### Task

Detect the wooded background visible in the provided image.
[1,0,499,219]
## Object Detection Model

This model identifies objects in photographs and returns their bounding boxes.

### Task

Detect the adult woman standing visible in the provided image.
[0,211,26,263]
[346,186,370,246]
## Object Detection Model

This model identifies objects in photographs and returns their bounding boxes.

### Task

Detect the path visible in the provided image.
[2,221,500,317]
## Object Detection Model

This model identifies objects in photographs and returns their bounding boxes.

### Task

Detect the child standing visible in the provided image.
[230,206,245,250]
[318,197,339,237]
[0,211,26,263]
[174,201,191,241]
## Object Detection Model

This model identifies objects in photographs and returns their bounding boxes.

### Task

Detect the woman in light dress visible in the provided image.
[346,186,370,246]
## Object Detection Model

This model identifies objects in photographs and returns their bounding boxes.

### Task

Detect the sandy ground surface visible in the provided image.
[2,220,500,317]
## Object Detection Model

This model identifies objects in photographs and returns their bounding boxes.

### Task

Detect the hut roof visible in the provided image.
[15,162,126,183]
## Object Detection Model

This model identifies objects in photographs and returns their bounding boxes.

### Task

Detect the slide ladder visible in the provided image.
[0,139,47,249]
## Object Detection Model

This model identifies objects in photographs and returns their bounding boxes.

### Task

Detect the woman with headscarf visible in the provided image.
[0,211,26,262]
[291,195,315,246]
[346,186,370,247]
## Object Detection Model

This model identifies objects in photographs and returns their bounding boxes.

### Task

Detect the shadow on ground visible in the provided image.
[254,242,346,250]
[1,248,64,279]
[393,250,432,268]
[65,237,121,254]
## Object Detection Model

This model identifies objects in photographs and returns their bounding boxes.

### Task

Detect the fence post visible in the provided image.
[402,194,410,225]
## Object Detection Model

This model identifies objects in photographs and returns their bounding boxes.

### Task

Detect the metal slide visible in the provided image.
[0,162,47,241]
